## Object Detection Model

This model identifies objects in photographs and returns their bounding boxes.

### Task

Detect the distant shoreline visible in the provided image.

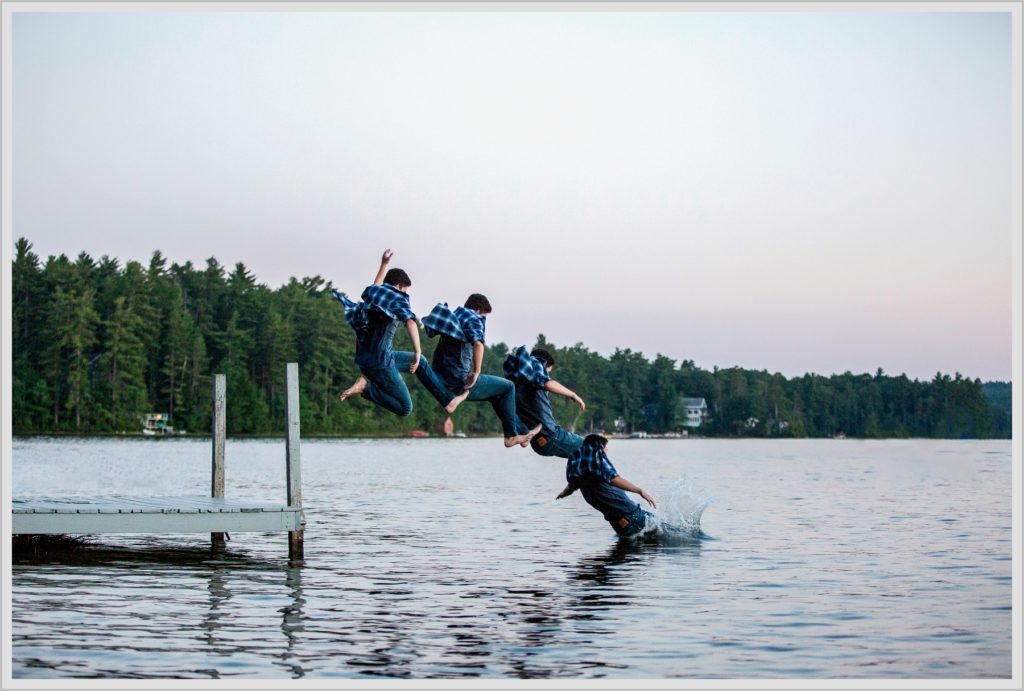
[10,432,1005,441]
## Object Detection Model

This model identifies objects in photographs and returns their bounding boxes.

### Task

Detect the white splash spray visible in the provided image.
[641,477,715,542]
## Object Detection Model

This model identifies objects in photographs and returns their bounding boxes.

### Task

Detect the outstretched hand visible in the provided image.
[639,489,657,509]
[381,249,393,265]
[574,395,586,412]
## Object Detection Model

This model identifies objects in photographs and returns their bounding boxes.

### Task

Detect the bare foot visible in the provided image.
[505,423,543,448]
[338,377,367,402]
[522,423,542,447]
[445,389,470,414]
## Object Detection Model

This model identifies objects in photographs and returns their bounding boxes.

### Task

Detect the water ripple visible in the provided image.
[11,437,1012,679]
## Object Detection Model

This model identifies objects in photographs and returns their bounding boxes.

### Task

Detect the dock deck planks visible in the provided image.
[11,496,304,535]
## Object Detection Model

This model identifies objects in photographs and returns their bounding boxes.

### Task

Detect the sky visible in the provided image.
[9,7,1016,382]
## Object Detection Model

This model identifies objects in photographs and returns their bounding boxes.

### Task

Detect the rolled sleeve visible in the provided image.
[526,362,551,388]
[454,307,486,344]
[596,457,619,483]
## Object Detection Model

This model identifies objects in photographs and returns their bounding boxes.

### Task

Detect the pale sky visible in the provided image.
[9,7,1015,381]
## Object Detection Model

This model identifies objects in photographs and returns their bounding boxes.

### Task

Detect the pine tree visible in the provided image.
[158,283,195,427]
[12,239,49,431]
[102,296,149,431]
[647,354,679,432]
[60,287,100,432]
[181,331,210,434]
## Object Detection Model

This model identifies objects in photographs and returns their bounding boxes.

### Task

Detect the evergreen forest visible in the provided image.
[10,239,1011,439]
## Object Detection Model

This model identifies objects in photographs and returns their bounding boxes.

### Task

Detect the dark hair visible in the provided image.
[531,348,555,368]
[464,293,492,313]
[583,433,609,448]
[383,268,411,288]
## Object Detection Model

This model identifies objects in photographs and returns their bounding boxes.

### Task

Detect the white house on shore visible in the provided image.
[681,397,710,428]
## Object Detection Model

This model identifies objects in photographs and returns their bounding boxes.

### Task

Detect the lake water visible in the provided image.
[8,437,1014,680]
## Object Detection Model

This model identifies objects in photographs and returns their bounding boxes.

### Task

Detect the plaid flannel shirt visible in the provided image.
[422,303,486,344]
[330,284,416,331]
[330,288,361,327]
[565,441,619,487]
[502,345,550,388]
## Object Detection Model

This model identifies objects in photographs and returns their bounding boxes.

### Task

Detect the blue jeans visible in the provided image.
[360,351,453,416]
[612,505,654,538]
[462,375,530,439]
[529,426,584,458]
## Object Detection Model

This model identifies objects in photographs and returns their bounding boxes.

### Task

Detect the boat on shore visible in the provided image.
[141,413,180,436]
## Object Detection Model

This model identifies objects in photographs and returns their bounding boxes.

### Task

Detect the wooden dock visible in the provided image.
[11,363,306,559]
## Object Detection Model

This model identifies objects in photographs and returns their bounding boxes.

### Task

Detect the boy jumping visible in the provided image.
[556,434,657,539]
[422,295,542,448]
[503,346,586,458]
[334,249,467,416]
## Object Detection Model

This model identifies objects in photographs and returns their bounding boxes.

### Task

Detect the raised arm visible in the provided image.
[405,318,422,372]
[372,249,394,285]
[464,341,485,389]
[543,379,586,410]
[611,475,656,508]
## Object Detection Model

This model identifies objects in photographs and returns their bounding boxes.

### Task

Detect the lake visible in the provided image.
[8,437,1013,679]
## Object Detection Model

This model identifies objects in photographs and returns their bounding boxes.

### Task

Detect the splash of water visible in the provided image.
[638,476,715,543]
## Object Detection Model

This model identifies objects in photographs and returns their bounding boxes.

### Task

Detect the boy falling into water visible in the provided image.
[421,295,542,448]
[556,434,657,539]
[333,249,467,417]
[503,346,586,458]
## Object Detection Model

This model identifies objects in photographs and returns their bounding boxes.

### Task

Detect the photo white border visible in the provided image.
[1,1,1020,690]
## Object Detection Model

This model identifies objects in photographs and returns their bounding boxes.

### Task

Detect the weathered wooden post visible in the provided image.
[211,373,226,549]
[285,362,304,561]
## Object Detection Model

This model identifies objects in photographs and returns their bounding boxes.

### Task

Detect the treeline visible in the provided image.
[11,238,1010,439]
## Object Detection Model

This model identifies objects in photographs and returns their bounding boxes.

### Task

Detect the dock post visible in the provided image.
[211,373,226,549]
[285,362,304,561]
